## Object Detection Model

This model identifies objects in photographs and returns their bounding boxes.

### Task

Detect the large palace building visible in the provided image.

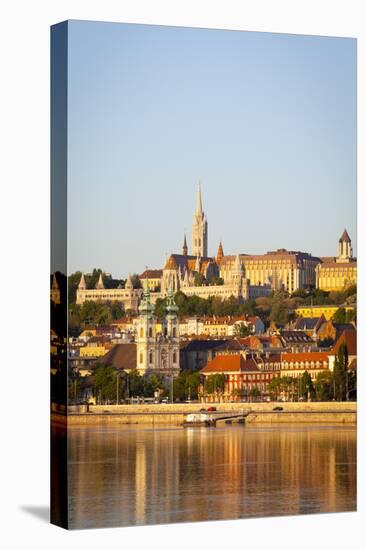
[75,185,356,309]
[316,229,357,291]
[153,185,345,300]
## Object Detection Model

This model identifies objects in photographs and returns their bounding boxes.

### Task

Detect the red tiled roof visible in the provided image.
[139,269,163,278]
[201,355,259,374]
[332,329,357,356]
[100,343,137,370]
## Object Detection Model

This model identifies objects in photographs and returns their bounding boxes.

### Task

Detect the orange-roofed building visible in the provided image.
[201,355,279,401]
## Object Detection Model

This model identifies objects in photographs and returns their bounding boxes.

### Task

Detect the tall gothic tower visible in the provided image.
[192,183,208,257]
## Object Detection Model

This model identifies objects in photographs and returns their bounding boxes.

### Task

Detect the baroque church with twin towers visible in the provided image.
[76,184,356,312]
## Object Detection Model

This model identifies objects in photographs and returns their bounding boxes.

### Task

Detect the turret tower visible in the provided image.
[192,183,208,257]
[337,229,353,261]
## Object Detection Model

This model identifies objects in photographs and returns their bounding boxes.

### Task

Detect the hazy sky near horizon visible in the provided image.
[67,21,356,278]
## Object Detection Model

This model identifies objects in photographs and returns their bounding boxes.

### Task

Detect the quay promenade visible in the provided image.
[52,401,356,426]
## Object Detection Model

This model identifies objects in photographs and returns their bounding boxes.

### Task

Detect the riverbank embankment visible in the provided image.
[51,401,356,426]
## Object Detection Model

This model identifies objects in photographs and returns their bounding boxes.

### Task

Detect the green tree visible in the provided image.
[208,276,224,286]
[92,364,118,404]
[315,371,333,401]
[194,272,207,286]
[204,374,226,395]
[345,308,356,322]
[185,371,201,399]
[333,343,348,401]
[110,301,125,320]
[298,371,315,401]
[68,271,82,304]
[233,323,251,338]
[154,297,167,318]
[333,307,346,324]
[249,387,261,400]
[68,367,86,404]
[269,291,291,324]
[131,274,142,289]
[127,370,144,397]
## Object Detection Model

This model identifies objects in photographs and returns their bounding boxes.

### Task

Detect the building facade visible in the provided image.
[316,229,357,291]
[76,272,142,312]
[134,288,180,377]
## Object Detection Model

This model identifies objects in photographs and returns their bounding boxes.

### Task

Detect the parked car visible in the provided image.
[272,406,284,411]
[207,406,217,412]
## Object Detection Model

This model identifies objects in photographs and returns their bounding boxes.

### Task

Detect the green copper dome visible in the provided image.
[165,288,178,317]
[138,288,154,319]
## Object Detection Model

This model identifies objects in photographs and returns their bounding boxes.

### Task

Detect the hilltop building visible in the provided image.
[316,229,357,291]
[73,186,356,312]
[76,272,142,312]
[153,184,320,299]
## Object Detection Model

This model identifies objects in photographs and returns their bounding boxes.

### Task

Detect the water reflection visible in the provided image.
[66,424,356,529]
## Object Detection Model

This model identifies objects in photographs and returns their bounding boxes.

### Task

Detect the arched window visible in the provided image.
[173,327,176,337]
[149,352,153,364]
[173,351,177,364]
[149,327,152,338]
[139,352,143,364]
[140,327,144,338]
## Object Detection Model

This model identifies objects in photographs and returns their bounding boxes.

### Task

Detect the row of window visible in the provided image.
[139,351,178,365]
[139,327,177,338]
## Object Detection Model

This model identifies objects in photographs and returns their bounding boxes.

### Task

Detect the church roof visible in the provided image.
[339,229,351,243]
[164,253,215,273]
[164,255,178,270]
[139,269,163,278]
[220,250,318,267]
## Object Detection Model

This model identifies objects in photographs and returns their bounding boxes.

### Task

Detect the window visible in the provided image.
[173,351,177,364]
[139,352,143,364]
[173,327,176,337]
[149,352,153,364]
[149,327,152,338]
[140,327,144,338]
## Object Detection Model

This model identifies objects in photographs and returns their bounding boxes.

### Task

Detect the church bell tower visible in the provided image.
[192,183,208,257]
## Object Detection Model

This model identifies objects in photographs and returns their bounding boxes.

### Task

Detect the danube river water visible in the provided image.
[67,424,356,529]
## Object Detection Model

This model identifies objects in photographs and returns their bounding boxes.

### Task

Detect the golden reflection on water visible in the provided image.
[66,424,356,529]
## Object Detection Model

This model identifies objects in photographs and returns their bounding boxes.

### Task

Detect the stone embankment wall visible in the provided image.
[59,402,356,426]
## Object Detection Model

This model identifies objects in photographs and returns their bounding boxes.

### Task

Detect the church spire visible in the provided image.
[182,234,188,256]
[196,182,203,214]
[96,272,104,289]
[216,241,224,264]
[125,273,133,290]
[192,183,208,258]
[78,273,86,290]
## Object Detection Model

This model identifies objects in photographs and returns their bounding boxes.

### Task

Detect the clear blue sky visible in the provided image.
[67,20,356,278]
